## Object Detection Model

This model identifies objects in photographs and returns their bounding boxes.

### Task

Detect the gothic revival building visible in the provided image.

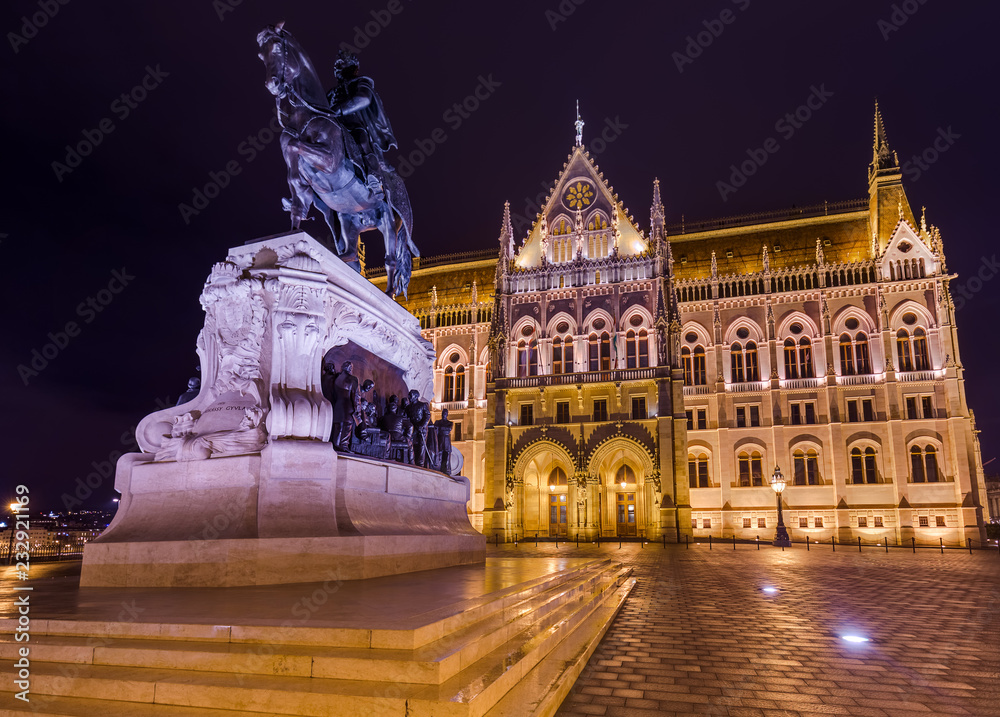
[372,106,990,545]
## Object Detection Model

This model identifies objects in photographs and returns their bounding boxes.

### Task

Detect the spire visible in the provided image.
[498,200,514,259]
[574,100,584,147]
[870,99,898,176]
[650,178,665,242]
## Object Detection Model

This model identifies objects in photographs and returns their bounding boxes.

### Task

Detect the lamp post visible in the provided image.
[770,465,791,547]
[6,503,18,565]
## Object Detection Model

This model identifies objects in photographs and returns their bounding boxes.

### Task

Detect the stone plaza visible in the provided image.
[3,543,998,715]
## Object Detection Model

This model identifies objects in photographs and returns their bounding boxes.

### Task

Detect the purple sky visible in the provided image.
[2,0,998,511]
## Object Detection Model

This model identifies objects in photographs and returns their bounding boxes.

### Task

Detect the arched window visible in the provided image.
[793,449,820,485]
[913,328,930,371]
[626,330,637,369]
[926,445,938,482]
[855,332,871,374]
[798,338,813,378]
[745,342,759,381]
[548,466,568,487]
[911,445,940,483]
[839,334,855,376]
[738,451,764,486]
[784,339,798,379]
[897,329,913,372]
[600,332,611,370]
[638,330,649,367]
[517,341,528,378]
[443,366,455,402]
[528,341,538,376]
[588,334,599,372]
[552,335,574,374]
[455,366,465,401]
[910,446,925,483]
[730,342,745,383]
[693,346,707,385]
[682,347,693,385]
[688,453,710,488]
[851,447,879,484]
[615,464,636,486]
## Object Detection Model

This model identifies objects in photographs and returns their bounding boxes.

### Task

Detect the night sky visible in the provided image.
[2,1,998,512]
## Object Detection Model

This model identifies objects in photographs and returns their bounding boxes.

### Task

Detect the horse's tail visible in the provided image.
[392,229,413,299]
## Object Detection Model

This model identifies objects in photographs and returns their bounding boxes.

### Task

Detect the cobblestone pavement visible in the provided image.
[486,541,1000,717]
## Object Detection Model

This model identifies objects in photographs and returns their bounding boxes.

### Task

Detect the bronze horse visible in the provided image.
[257,23,416,297]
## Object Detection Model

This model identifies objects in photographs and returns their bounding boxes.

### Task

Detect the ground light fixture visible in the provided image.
[841,635,871,643]
[770,465,791,547]
[761,586,778,594]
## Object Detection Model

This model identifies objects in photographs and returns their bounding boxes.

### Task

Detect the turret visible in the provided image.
[868,101,916,254]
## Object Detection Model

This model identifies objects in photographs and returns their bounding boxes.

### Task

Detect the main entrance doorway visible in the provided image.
[549,493,568,537]
[616,492,636,536]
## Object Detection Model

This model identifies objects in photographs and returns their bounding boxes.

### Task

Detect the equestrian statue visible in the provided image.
[257,23,417,298]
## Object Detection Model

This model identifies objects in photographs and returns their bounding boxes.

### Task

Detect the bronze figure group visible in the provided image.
[322,361,455,475]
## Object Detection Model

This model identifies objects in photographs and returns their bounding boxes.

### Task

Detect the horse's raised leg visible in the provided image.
[281,135,313,229]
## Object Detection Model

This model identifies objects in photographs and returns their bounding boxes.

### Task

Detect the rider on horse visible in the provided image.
[328,51,396,201]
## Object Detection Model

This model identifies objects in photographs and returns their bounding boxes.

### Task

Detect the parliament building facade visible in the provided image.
[372,107,990,546]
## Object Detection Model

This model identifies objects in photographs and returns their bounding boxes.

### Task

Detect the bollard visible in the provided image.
[709,535,712,550]
[885,539,888,554]
[968,538,973,555]
[734,535,737,550]
[663,533,666,549]
[832,536,836,552]
[806,538,810,552]
[685,535,689,550]
[536,532,538,547]
[939,537,943,555]
[858,536,862,553]
[756,535,760,551]
[912,537,916,554]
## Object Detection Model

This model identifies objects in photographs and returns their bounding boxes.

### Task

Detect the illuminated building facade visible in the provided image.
[373,106,989,545]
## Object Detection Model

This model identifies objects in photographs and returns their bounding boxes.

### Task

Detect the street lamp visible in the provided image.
[6,503,19,565]
[770,465,791,547]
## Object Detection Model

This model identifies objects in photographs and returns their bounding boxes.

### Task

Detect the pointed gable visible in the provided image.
[514,146,646,269]
[882,219,939,279]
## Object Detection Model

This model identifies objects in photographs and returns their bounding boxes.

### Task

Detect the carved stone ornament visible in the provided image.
[137,232,434,460]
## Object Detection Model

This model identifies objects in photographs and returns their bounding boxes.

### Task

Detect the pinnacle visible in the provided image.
[871,99,897,172]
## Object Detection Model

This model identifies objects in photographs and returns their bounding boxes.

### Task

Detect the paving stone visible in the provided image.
[476,543,1000,717]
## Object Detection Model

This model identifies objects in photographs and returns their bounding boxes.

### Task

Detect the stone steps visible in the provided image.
[0,560,634,716]
[0,560,618,686]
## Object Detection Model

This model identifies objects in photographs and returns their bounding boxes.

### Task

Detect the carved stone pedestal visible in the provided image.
[82,231,484,587]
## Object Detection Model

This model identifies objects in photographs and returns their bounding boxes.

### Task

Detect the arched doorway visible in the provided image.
[513,442,576,538]
[589,440,653,539]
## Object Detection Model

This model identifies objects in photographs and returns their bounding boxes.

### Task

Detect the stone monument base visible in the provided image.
[82,446,485,588]
[81,534,484,588]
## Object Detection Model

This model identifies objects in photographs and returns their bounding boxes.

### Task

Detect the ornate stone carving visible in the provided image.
[138,232,435,460]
